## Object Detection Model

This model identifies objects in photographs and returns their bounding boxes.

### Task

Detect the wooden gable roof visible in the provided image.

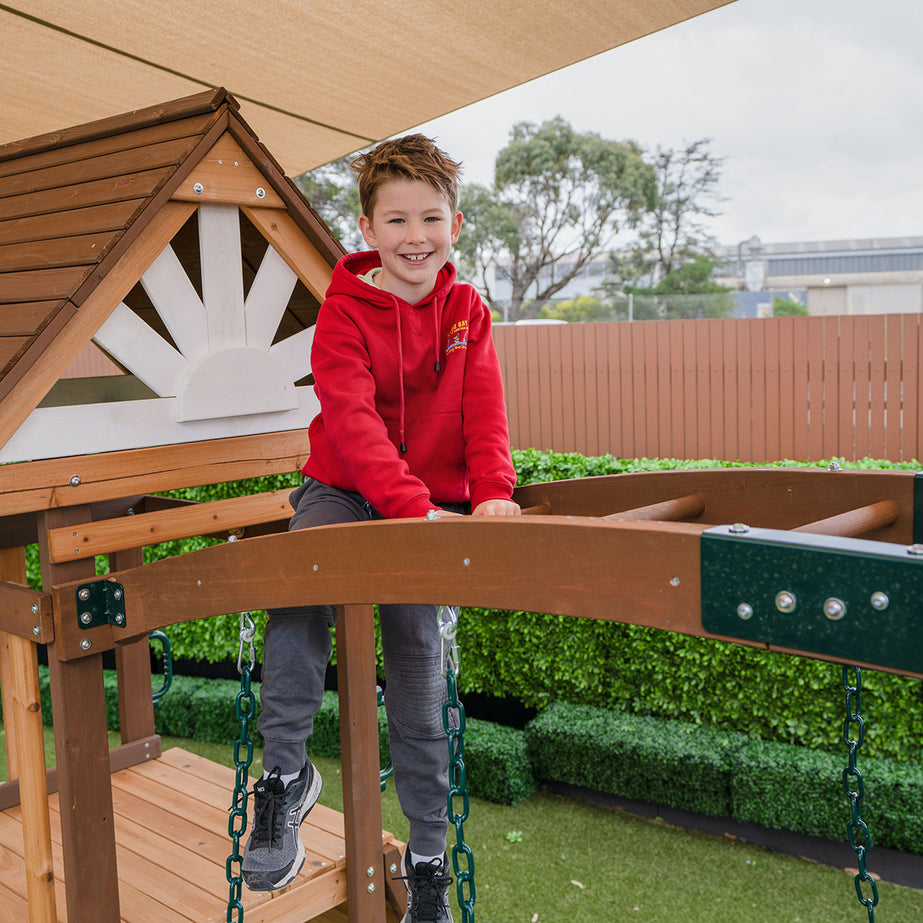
[0,90,345,514]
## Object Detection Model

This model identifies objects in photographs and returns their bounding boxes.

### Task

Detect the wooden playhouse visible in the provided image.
[0,88,413,923]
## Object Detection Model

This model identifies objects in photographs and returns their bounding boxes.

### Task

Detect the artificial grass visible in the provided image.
[5,729,922,921]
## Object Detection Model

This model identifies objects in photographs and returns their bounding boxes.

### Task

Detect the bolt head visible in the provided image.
[736,603,754,621]
[80,638,92,651]
[729,522,750,534]
[69,475,81,486]
[33,626,40,637]
[823,597,846,621]
[367,883,376,893]
[78,588,91,601]
[193,182,204,194]
[870,591,890,611]
[775,591,797,614]
[80,611,93,624]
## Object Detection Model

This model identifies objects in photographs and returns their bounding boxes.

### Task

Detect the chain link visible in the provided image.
[438,605,475,922]
[226,613,257,923]
[842,665,879,922]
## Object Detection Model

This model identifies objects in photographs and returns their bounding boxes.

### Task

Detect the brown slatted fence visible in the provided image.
[492,314,923,463]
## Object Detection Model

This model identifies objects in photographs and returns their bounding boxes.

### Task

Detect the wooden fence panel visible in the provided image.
[492,314,923,463]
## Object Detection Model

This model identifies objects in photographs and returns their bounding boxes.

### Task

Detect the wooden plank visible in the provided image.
[47,488,292,562]
[0,578,53,643]
[777,317,795,459]
[0,168,173,223]
[868,315,887,458]
[0,112,221,182]
[0,546,57,923]
[0,429,307,518]
[0,233,116,273]
[0,200,144,248]
[199,203,246,349]
[791,314,810,461]
[0,266,92,303]
[39,506,120,923]
[750,319,767,462]
[0,138,199,201]
[337,604,388,923]
[243,206,335,303]
[0,300,62,336]
[884,314,903,461]
[171,133,285,208]
[721,318,738,461]
[0,336,29,373]
[245,243,299,350]
[735,320,751,461]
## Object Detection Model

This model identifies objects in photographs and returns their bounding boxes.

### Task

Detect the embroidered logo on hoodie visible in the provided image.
[446,319,469,355]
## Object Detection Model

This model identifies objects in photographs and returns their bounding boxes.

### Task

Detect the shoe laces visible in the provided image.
[400,858,451,922]
[249,767,285,849]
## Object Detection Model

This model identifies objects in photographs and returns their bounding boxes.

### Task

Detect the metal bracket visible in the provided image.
[75,580,126,630]
[701,525,923,673]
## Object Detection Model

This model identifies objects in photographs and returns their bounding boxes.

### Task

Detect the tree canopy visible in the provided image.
[456,117,658,321]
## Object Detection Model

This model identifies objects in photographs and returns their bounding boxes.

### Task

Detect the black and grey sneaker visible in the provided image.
[241,761,322,891]
[400,851,453,922]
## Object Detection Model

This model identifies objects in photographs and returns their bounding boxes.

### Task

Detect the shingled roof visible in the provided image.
[0,90,346,513]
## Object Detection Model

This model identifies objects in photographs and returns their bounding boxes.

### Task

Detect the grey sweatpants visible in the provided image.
[257,478,463,857]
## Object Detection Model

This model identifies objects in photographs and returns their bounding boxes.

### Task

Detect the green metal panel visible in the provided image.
[701,526,923,673]
[75,580,126,630]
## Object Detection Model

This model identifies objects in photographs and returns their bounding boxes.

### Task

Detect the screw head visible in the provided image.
[78,587,91,601]
[823,597,847,621]
[367,883,376,893]
[729,522,750,534]
[80,638,92,651]
[908,544,923,556]
[31,603,39,614]
[366,866,375,877]
[33,626,40,637]
[80,611,93,624]
[193,182,204,195]
[69,475,81,486]
[870,591,890,611]
[775,591,797,614]
[114,614,125,626]
[256,187,266,199]
[737,603,754,621]
[112,588,122,601]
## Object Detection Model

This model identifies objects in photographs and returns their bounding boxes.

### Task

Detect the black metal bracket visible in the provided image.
[701,525,923,673]
[75,580,126,630]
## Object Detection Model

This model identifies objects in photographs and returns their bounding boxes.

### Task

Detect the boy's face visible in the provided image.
[359,178,462,304]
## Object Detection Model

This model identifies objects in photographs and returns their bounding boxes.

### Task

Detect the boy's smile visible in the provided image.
[359,178,462,304]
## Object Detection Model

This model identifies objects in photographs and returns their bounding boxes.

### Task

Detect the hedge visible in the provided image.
[22,452,923,763]
[39,670,920,853]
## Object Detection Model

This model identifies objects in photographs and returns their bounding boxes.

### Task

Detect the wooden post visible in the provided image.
[0,544,57,923]
[111,546,158,744]
[38,507,121,923]
[336,603,387,922]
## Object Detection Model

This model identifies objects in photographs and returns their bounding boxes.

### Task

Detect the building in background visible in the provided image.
[715,235,923,317]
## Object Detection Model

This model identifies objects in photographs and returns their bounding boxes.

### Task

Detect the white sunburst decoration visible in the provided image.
[0,204,320,464]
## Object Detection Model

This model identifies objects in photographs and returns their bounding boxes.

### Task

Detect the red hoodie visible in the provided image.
[303,250,516,519]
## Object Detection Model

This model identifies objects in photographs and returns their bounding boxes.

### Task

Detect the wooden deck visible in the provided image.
[0,747,403,922]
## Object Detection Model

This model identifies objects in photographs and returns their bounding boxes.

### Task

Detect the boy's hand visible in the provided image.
[472,499,522,517]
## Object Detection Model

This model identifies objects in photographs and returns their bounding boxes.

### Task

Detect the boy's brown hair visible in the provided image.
[351,134,462,218]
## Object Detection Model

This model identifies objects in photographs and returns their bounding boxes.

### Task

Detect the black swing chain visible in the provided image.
[226,613,257,923]
[438,605,476,923]
[843,664,879,922]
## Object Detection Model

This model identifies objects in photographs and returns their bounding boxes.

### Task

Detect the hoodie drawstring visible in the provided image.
[394,294,443,454]
[433,294,442,372]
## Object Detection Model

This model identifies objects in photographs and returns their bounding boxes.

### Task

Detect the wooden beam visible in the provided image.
[0,547,57,923]
[0,425,306,519]
[792,500,900,538]
[337,604,387,923]
[47,488,293,562]
[242,206,334,302]
[603,493,706,522]
[0,578,53,643]
[39,505,121,923]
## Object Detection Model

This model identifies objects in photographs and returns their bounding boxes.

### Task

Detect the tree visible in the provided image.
[772,295,809,316]
[609,138,725,290]
[625,256,734,320]
[456,117,658,321]
[294,154,365,251]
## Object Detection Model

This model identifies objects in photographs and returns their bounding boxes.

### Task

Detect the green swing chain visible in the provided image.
[843,665,879,922]
[226,613,257,923]
[438,605,476,923]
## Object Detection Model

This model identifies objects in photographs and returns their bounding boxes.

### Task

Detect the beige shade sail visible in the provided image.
[1,0,734,176]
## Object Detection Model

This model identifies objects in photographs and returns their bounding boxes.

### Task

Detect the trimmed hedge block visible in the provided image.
[463,718,536,805]
[526,701,746,817]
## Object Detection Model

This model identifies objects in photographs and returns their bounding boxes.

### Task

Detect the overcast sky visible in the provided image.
[411,0,923,249]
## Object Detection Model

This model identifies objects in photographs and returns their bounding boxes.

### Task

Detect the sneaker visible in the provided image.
[241,761,322,891]
[399,851,453,923]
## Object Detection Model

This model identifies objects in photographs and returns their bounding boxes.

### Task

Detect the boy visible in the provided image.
[242,134,520,922]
